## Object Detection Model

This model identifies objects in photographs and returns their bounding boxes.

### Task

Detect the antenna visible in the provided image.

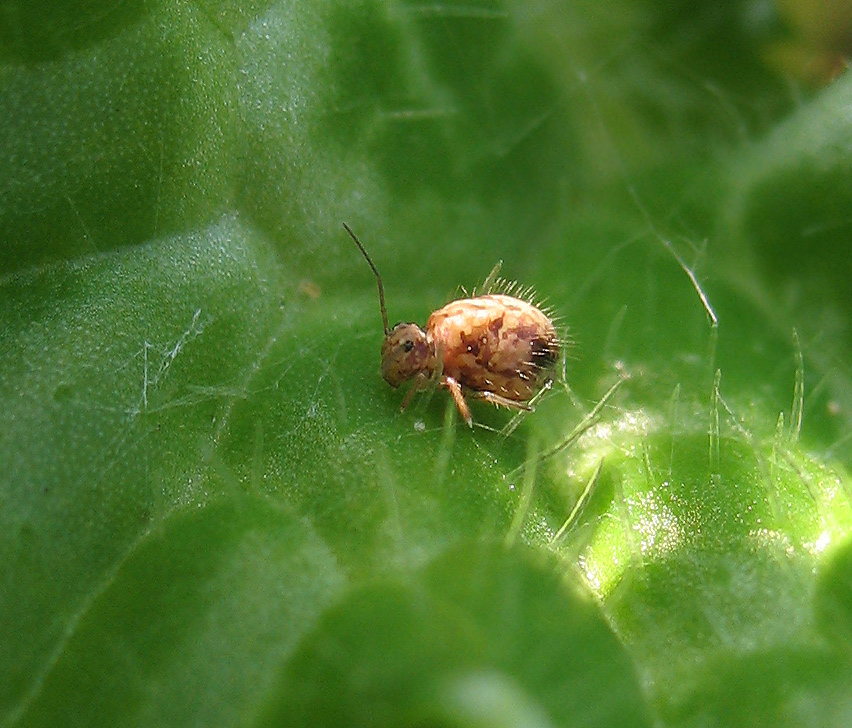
[343,223,390,335]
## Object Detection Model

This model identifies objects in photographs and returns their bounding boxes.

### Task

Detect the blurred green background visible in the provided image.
[3,0,852,726]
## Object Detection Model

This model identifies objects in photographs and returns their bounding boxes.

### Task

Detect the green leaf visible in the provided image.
[257,543,651,728]
[3,1,852,726]
[12,496,343,727]
[816,539,852,650]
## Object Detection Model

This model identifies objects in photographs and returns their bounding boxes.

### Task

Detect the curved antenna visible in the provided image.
[343,223,390,335]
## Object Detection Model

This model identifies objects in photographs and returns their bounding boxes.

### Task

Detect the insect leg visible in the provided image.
[471,391,533,412]
[401,372,430,411]
[441,375,473,427]
[429,341,445,385]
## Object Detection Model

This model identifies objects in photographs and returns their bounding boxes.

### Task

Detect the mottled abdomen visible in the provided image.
[427,294,559,401]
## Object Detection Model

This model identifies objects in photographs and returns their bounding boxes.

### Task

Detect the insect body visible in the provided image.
[344,223,560,427]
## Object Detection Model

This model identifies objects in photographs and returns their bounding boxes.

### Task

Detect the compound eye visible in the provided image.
[402,340,414,353]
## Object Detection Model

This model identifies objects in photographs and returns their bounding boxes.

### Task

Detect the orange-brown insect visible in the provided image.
[344,223,560,427]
